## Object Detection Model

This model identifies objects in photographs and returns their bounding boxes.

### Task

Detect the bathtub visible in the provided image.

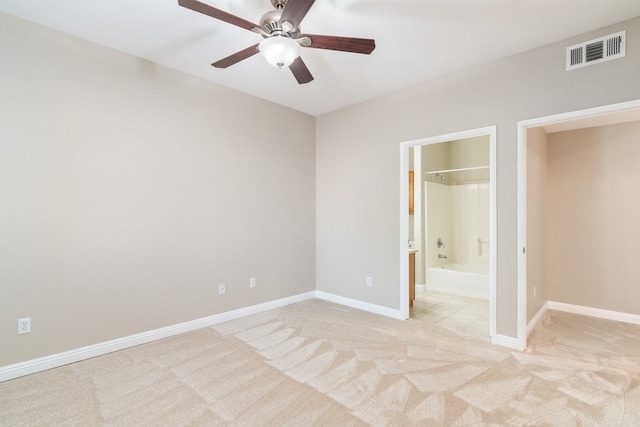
[426,264,489,300]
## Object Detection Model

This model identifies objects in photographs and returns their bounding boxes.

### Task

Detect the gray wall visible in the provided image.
[0,13,316,366]
[3,11,640,367]
[316,17,640,338]
[526,127,549,323]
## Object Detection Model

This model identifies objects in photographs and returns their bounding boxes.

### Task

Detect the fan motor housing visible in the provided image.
[259,9,300,38]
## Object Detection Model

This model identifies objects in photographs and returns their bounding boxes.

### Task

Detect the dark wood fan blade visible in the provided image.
[300,34,375,54]
[289,57,314,84]
[279,0,315,30]
[178,0,258,31]
[212,44,260,68]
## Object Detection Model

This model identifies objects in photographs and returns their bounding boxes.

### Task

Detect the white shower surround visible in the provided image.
[426,182,490,266]
[425,181,490,298]
[426,264,490,300]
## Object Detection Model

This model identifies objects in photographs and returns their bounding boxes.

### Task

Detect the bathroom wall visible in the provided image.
[547,120,640,315]
[408,147,415,244]
[448,137,491,170]
[411,148,425,285]
[422,141,450,174]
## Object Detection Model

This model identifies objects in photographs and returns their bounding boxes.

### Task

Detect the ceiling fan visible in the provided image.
[178,0,376,84]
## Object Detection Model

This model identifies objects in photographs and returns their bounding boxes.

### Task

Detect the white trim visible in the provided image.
[400,126,498,341]
[527,302,549,337]
[315,291,404,320]
[517,98,640,352]
[519,99,640,130]
[516,120,528,351]
[548,301,640,325]
[488,127,497,340]
[492,334,524,351]
[0,292,316,383]
[399,146,410,319]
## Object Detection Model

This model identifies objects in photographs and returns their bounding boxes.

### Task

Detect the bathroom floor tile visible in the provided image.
[412,290,490,341]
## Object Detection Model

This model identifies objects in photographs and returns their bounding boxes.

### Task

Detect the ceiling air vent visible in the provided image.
[566,31,626,70]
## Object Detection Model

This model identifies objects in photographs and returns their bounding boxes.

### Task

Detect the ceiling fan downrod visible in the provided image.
[271,0,287,10]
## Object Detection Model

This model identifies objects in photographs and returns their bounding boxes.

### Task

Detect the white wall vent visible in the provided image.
[566,31,626,70]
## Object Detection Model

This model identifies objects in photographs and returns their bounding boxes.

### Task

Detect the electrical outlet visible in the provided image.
[250,277,256,288]
[218,283,226,295]
[17,318,31,335]
[366,276,373,287]
[533,286,537,298]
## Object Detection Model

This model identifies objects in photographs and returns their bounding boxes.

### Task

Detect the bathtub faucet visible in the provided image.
[438,254,447,259]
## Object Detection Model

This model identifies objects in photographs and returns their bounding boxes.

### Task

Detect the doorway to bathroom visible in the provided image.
[400,126,496,342]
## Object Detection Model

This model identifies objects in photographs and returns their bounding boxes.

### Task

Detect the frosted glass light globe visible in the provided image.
[259,36,300,69]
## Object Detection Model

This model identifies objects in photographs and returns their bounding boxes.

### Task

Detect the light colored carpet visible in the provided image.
[1,299,639,425]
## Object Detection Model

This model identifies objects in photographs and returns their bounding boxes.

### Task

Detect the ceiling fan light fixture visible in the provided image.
[259,36,300,69]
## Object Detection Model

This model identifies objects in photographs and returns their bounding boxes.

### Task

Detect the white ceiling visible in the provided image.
[1,0,639,116]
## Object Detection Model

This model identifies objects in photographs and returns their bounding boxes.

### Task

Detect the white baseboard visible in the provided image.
[548,301,640,325]
[0,291,316,383]
[492,333,525,351]
[527,302,549,337]
[415,284,426,292]
[315,291,405,320]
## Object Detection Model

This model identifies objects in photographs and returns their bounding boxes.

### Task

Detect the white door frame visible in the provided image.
[399,126,497,341]
[517,98,640,350]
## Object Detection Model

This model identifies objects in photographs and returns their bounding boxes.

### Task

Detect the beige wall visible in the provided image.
[0,13,316,366]
[316,17,640,337]
[423,137,490,185]
[422,140,450,173]
[526,127,549,322]
[448,136,491,171]
[547,121,640,314]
